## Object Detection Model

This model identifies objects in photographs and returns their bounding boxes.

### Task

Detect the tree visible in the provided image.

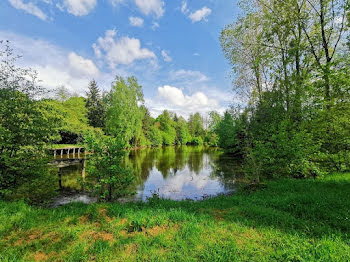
[157,110,176,145]
[0,41,60,200]
[176,117,190,145]
[188,113,204,138]
[215,111,236,150]
[205,111,221,146]
[106,76,144,146]
[84,132,133,201]
[140,106,154,138]
[219,0,350,180]
[148,126,163,147]
[55,86,72,102]
[86,80,106,128]
[44,96,90,144]
[302,0,348,107]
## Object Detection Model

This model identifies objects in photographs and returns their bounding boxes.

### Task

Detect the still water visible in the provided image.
[56,146,241,203]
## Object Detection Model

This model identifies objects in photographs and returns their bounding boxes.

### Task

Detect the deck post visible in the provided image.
[58,167,62,190]
[61,149,63,158]
[54,150,56,159]
[82,159,86,185]
[81,159,86,192]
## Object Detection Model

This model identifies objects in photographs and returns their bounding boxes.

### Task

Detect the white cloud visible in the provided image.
[138,166,227,200]
[0,31,106,95]
[161,50,172,62]
[68,52,99,77]
[63,0,97,16]
[181,1,189,14]
[151,21,159,30]
[170,69,209,83]
[92,29,156,68]
[193,53,200,56]
[8,0,47,20]
[129,16,144,27]
[134,0,164,18]
[146,85,224,118]
[189,6,211,23]
[109,0,125,7]
[158,86,211,107]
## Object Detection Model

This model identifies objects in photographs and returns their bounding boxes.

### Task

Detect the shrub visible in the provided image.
[84,132,134,201]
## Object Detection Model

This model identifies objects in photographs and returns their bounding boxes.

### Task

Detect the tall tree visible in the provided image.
[157,110,176,145]
[188,113,204,137]
[176,116,190,145]
[140,105,153,138]
[106,76,144,146]
[220,0,350,179]
[86,80,105,128]
[0,41,60,199]
[303,0,348,106]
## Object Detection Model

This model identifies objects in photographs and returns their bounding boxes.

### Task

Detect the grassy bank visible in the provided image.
[1,173,349,261]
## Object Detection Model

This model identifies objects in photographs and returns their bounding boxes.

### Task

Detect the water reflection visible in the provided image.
[126,146,239,201]
[57,146,241,202]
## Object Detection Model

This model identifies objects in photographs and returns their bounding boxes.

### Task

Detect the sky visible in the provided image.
[1,0,240,118]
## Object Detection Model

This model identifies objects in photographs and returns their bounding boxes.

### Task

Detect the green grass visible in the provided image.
[1,173,350,261]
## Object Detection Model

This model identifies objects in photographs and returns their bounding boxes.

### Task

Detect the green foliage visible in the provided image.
[148,126,163,147]
[157,110,176,145]
[140,106,154,138]
[190,136,203,145]
[219,0,350,181]
[106,76,144,146]
[86,80,106,128]
[188,113,204,138]
[215,111,236,150]
[175,117,190,145]
[44,96,90,136]
[0,42,60,200]
[0,90,60,152]
[84,132,134,201]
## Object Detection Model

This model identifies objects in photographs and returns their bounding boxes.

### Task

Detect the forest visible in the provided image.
[0,0,350,261]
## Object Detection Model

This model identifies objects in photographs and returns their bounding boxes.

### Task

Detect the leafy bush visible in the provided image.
[190,137,203,145]
[84,132,134,201]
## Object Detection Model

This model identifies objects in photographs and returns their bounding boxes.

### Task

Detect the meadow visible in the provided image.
[1,173,349,261]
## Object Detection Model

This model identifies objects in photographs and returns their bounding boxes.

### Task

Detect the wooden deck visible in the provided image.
[49,147,87,189]
[51,147,86,159]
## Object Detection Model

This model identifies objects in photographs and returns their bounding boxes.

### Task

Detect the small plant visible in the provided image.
[84,132,134,201]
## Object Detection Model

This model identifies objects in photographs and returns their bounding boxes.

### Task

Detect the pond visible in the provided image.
[54,146,241,204]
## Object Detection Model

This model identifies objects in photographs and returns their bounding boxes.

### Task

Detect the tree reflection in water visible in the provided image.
[126,146,240,201]
[59,146,241,201]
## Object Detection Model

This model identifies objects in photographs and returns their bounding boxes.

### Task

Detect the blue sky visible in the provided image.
[1,0,239,117]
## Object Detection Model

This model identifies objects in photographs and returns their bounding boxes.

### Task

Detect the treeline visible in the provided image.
[219,0,350,181]
[50,77,221,148]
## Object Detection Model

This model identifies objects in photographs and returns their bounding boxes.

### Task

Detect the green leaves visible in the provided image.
[106,76,144,146]
[0,42,60,201]
[84,132,134,201]
[219,0,350,181]
[86,80,106,128]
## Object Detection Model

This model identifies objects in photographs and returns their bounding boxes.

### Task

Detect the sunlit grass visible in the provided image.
[1,173,349,261]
